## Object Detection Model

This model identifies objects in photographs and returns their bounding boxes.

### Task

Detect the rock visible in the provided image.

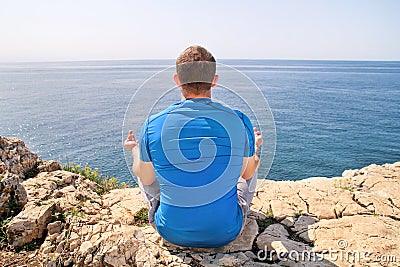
[0,172,27,216]
[47,221,63,235]
[40,213,154,266]
[280,216,295,227]
[291,215,318,243]
[22,170,102,216]
[29,162,400,266]
[42,244,55,254]
[0,136,40,178]
[69,240,80,252]
[309,215,400,266]
[37,160,61,173]
[135,243,158,267]
[244,251,257,260]
[7,203,55,247]
[221,218,259,253]
[243,262,278,267]
[256,223,336,266]
[217,253,248,266]
[257,223,291,250]
[102,187,148,224]
[191,253,203,262]
[342,169,358,178]
[55,240,66,253]
[252,180,308,220]
[44,222,147,267]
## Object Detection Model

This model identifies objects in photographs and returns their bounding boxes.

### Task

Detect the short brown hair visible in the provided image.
[176,45,216,95]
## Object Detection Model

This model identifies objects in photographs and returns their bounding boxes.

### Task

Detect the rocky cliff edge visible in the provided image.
[0,136,399,267]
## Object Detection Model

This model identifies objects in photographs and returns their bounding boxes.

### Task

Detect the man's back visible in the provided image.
[139,98,254,247]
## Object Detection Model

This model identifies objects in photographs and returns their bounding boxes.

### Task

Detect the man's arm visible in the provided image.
[241,127,262,180]
[124,130,156,186]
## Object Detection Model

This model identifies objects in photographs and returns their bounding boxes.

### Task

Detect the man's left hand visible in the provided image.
[124,130,138,151]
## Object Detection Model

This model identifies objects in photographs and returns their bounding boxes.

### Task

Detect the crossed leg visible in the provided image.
[137,172,257,231]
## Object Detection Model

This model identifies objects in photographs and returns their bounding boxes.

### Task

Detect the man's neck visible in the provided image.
[182,92,211,99]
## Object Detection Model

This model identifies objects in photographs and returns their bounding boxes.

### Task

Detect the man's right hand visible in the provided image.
[124,130,138,151]
[254,127,263,149]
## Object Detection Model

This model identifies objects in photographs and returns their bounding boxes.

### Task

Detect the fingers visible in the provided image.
[124,130,138,151]
[127,130,135,141]
[253,127,263,148]
[253,127,261,136]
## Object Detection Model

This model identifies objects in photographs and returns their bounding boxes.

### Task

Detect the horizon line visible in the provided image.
[1,58,400,64]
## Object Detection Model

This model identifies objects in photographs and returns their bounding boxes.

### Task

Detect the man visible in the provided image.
[125,45,262,248]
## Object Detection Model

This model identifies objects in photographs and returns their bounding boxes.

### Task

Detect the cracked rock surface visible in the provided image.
[252,162,400,266]
[1,136,399,266]
[0,136,39,178]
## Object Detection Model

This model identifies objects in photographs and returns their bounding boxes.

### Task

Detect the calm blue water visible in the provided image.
[0,60,399,182]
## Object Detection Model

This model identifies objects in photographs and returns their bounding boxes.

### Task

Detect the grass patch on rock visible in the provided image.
[63,163,128,195]
[133,208,149,226]
[0,216,12,248]
[256,209,277,233]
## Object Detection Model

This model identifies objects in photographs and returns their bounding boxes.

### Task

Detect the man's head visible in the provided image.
[175,45,217,97]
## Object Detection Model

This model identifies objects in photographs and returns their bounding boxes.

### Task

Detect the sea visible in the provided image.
[0,59,399,183]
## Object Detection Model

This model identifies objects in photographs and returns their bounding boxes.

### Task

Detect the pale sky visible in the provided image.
[1,0,399,62]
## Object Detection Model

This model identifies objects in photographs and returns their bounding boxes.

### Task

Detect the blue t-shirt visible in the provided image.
[139,98,255,248]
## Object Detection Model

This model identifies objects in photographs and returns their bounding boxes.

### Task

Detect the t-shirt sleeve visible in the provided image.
[138,119,152,162]
[235,110,255,157]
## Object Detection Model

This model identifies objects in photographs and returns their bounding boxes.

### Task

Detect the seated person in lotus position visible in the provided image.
[124,45,262,248]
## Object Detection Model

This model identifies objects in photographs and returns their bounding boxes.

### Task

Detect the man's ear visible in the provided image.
[211,75,218,88]
[174,73,182,88]
[174,73,186,99]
